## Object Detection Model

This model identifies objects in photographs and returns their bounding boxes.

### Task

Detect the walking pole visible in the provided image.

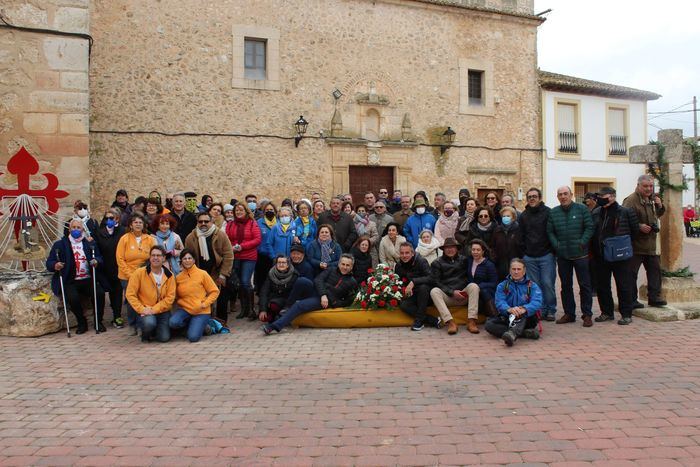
[55,248,71,338]
[91,246,100,334]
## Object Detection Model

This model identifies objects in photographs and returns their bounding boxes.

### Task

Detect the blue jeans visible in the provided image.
[557,257,592,318]
[523,253,557,316]
[233,259,256,290]
[138,311,171,342]
[269,296,321,331]
[169,308,210,342]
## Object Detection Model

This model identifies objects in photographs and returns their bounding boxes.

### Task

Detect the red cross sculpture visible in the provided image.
[0,146,69,214]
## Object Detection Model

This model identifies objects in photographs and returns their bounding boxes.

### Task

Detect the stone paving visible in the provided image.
[1,242,700,466]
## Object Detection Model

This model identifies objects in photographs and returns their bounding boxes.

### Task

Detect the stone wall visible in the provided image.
[89,0,542,210]
[0,0,90,213]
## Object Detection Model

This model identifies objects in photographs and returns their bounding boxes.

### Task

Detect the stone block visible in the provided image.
[0,272,63,337]
[53,7,89,34]
[23,113,58,134]
[56,156,90,181]
[640,277,700,303]
[35,71,60,88]
[59,114,88,134]
[4,4,48,28]
[29,91,88,112]
[633,303,700,322]
[60,71,88,90]
[37,135,89,156]
[42,38,88,71]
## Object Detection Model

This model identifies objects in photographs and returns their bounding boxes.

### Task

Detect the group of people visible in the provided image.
[46,174,665,347]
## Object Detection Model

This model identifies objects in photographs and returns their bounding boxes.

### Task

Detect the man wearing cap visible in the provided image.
[591,186,639,325]
[546,186,594,326]
[171,192,197,241]
[290,243,314,280]
[458,188,471,217]
[395,241,440,331]
[429,238,469,335]
[111,189,132,225]
[393,195,413,229]
[623,175,666,308]
[403,198,436,248]
[388,189,403,214]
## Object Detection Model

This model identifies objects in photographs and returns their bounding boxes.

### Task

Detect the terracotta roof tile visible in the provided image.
[538,70,661,101]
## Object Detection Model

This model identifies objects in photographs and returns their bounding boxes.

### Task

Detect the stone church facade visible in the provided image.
[2,0,543,211]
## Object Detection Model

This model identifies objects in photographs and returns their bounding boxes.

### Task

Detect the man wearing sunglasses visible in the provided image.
[184,213,234,301]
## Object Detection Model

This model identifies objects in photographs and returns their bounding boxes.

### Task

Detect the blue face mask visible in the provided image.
[502,216,512,226]
[106,219,116,228]
[70,229,83,239]
[247,202,257,211]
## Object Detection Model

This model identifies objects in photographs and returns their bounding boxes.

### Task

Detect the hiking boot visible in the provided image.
[112,317,124,329]
[203,325,212,336]
[466,318,480,334]
[582,315,593,327]
[262,324,273,335]
[410,320,424,331]
[543,314,556,322]
[648,300,667,307]
[594,314,614,322]
[556,314,575,324]
[522,328,540,339]
[632,301,645,309]
[617,317,633,325]
[502,330,516,346]
[446,320,458,335]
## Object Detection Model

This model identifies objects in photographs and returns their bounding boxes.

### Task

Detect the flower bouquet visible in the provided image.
[354,263,405,310]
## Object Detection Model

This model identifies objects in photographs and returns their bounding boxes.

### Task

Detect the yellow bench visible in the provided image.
[292,306,487,328]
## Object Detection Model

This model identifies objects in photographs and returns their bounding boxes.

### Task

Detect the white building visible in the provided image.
[539,71,661,205]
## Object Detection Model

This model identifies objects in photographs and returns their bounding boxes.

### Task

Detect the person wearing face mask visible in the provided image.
[254,201,278,298]
[491,206,523,281]
[46,219,108,334]
[433,201,460,245]
[262,254,358,335]
[169,249,220,342]
[64,200,99,241]
[403,198,436,248]
[457,188,471,217]
[591,186,639,325]
[245,194,263,220]
[225,202,262,321]
[388,189,403,214]
[265,206,296,260]
[546,186,594,326]
[95,208,127,328]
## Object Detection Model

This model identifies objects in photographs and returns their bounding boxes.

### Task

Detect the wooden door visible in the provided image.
[348,166,394,208]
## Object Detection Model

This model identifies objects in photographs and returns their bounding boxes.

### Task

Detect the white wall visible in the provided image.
[542,90,649,205]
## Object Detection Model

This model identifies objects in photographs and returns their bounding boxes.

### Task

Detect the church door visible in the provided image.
[348,166,394,206]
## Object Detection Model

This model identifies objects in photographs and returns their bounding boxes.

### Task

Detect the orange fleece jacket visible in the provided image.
[176,265,220,315]
[116,232,157,280]
[125,265,176,314]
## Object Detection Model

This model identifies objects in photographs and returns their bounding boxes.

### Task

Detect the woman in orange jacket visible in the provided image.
[169,249,220,342]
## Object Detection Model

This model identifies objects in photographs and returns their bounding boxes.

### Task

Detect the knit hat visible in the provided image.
[223,204,234,213]
[290,244,305,254]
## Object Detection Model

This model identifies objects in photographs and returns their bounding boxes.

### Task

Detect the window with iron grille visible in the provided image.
[468,70,483,106]
[557,102,578,153]
[244,38,266,80]
[608,107,627,156]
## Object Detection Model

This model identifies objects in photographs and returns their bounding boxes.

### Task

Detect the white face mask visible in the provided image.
[280,216,291,225]
[416,207,426,215]
[77,209,88,218]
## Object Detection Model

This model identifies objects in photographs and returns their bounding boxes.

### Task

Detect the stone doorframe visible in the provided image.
[327,141,416,196]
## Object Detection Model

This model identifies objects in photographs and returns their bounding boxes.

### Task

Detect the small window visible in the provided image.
[244,38,266,80]
[557,102,578,154]
[608,107,627,156]
[468,70,483,106]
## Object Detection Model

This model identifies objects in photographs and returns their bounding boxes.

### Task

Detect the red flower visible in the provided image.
[368,268,374,274]
[378,300,386,307]
[383,267,390,272]
[380,285,387,291]
[373,290,380,296]
[391,285,399,292]
[361,281,366,287]
[389,299,398,307]
[361,301,368,309]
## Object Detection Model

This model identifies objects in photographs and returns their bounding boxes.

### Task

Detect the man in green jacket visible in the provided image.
[547,186,594,326]
[623,174,666,307]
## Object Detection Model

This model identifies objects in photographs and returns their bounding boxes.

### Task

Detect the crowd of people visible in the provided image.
[46,175,666,347]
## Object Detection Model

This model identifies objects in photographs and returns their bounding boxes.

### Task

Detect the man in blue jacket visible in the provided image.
[403,199,436,248]
[486,258,543,347]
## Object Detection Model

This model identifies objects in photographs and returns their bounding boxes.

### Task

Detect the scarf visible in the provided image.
[234,217,248,245]
[354,214,369,236]
[436,213,459,240]
[477,221,493,232]
[417,236,441,259]
[196,225,217,261]
[298,216,311,239]
[264,217,277,230]
[155,229,179,274]
[268,264,296,286]
[458,213,474,232]
[319,239,333,263]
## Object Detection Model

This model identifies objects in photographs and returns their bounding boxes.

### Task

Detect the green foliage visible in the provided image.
[646,140,688,197]
[661,266,695,278]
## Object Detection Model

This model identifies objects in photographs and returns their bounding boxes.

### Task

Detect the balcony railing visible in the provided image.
[609,135,627,156]
[558,131,578,153]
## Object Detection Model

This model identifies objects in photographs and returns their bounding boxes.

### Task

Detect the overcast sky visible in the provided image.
[535,0,700,140]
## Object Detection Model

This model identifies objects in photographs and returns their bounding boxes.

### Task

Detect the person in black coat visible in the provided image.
[350,235,373,285]
[429,238,469,335]
[262,255,358,334]
[289,243,314,280]
[257,255,315,323]
[394,242,438,331]
[317,197,358,252]
[465,239,499,321]
[46,219,108,334]
[94,208,126,328]
[170,192,197,241]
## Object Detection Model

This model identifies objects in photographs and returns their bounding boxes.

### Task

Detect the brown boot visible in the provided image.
[447,320,458,335]
[467,318,480,334]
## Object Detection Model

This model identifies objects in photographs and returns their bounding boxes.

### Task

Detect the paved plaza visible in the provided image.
[1,242,700,466]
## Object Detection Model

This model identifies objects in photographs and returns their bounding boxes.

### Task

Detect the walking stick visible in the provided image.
[91,246,100,334]
[55,248,71,338]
